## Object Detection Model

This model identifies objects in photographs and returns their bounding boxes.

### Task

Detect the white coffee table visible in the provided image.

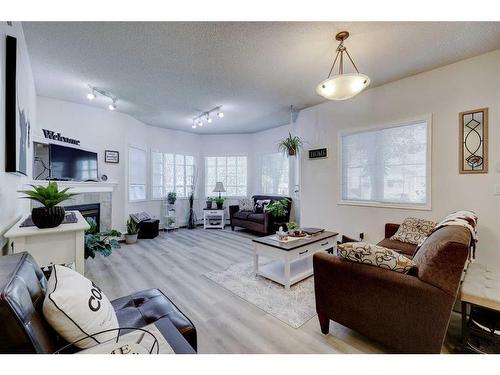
[252,231,338,289]
[203,209,225,230]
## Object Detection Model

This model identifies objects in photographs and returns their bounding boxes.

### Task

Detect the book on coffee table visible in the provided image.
[301,227,325,235]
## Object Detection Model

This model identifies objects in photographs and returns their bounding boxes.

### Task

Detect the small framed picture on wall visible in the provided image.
[105,150,120,164]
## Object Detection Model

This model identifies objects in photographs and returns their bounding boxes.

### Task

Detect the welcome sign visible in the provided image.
[43,129,80,146]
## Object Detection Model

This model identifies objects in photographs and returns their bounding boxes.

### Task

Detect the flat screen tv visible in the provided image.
[49,144,98,181]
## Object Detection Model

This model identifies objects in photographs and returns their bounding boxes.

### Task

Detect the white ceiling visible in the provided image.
[23,22,500,134]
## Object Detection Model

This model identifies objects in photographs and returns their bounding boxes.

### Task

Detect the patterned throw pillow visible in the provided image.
[337,242,417,274]
[254,199,271,214]
[238,198,254,211]
[390,217,436,245]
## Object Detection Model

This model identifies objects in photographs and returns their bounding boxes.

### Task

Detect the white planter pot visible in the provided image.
[125,233,138,244]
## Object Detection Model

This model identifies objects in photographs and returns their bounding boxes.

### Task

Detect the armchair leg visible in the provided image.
[318,313,330,334]
[231,225,234,231]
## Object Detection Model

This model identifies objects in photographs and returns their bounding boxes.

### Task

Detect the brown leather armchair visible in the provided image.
[313,225,471,353]
[0,252,197,353]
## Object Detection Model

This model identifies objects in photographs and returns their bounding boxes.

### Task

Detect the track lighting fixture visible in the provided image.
[191,106,224,129]
[87,85,118,111]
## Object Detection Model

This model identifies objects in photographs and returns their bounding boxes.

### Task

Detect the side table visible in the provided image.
[460,262,500,353]
[203,209,225,230]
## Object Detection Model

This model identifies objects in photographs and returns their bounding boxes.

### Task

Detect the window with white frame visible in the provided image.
[128,145,147,201]
[151,151,195,199]
[341,119,430,207]
[258,152,289,195]
[205,156,247,197]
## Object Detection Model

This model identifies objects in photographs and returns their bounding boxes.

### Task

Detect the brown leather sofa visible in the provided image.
[229,195,292,234]
[313,223,471,353]
[0,252,196,353]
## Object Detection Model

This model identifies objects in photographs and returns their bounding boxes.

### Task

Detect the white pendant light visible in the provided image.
[316,31,370,101]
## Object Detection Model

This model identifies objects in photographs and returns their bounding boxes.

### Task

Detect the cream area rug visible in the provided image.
[204,262,316,328]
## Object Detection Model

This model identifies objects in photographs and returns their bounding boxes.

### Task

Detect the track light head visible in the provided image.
[108,101,117,111]
[217,111,224,118]
[206,114,212,123]
[86,92,96,100]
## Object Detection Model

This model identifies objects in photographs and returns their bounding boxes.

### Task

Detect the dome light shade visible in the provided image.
[316,73,370,101]
[316,31,370,101]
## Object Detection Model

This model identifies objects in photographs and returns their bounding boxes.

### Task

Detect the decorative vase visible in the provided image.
[187,208,197,229]
[216,202,223,209]
[31,206,65,229]
[288,149,296,156]
[206,200,213,209]
[125,233,138,244]
[167,199,176,205]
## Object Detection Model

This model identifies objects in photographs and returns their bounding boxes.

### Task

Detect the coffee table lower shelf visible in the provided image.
[257,258,313,288]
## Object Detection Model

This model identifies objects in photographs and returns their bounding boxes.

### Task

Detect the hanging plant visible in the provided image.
[278,132,303,156]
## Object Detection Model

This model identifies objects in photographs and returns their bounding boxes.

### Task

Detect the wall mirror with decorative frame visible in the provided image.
[459,108,488,174]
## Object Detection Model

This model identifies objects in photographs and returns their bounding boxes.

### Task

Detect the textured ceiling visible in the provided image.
[23,22,500,134]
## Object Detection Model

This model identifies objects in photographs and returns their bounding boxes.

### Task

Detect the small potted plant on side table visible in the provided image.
[125,217,139,244]
[206,197,214,209]
[214,196,225,209]
[18,181,79,229]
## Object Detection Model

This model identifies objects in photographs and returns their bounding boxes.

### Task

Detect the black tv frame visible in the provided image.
[48,143,99,182]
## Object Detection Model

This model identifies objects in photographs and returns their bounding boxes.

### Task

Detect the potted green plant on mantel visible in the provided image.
[214,196,225,210]
[167,191,177,205]
[125,217,139,244]
[18,182,79,229]
[278,132,303,156]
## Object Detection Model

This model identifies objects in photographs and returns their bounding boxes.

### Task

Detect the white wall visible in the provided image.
[0,22,37,253]
[298,49,500,264]
[35,96,293,231]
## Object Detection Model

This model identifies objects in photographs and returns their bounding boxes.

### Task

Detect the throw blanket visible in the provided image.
[416,210,478,259]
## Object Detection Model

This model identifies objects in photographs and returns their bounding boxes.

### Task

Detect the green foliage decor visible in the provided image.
[126,217,140,235]
[266,199,290,218]
[18,181,79,207]
[85,217,122,259]
[278,132,303,156]
[167,191,177,204]
[287,221,299,231]
[214,196,225,205]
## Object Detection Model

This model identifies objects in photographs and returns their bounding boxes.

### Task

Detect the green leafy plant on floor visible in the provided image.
[85,217,122,259]
[126,218,140,235]
[266,199,290,218]
[278,132,303,156]
[18,181,79,207]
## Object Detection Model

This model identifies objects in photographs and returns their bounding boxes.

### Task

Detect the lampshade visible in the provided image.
[316,31,370,101]
[316,73,370,101]
[213,182,226,193]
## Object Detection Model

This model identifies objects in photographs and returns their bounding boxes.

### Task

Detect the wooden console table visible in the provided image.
[4,210,90,274]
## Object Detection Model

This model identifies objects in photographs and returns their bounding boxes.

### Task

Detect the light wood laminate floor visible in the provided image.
[85,227,462,354]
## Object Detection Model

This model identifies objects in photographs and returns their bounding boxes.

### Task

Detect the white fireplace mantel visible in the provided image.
[27,180,118,194]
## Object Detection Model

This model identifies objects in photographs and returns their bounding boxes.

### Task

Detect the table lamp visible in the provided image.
[213,182,226,198]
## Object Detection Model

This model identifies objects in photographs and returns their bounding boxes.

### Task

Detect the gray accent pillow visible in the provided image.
[238,198,254,211]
